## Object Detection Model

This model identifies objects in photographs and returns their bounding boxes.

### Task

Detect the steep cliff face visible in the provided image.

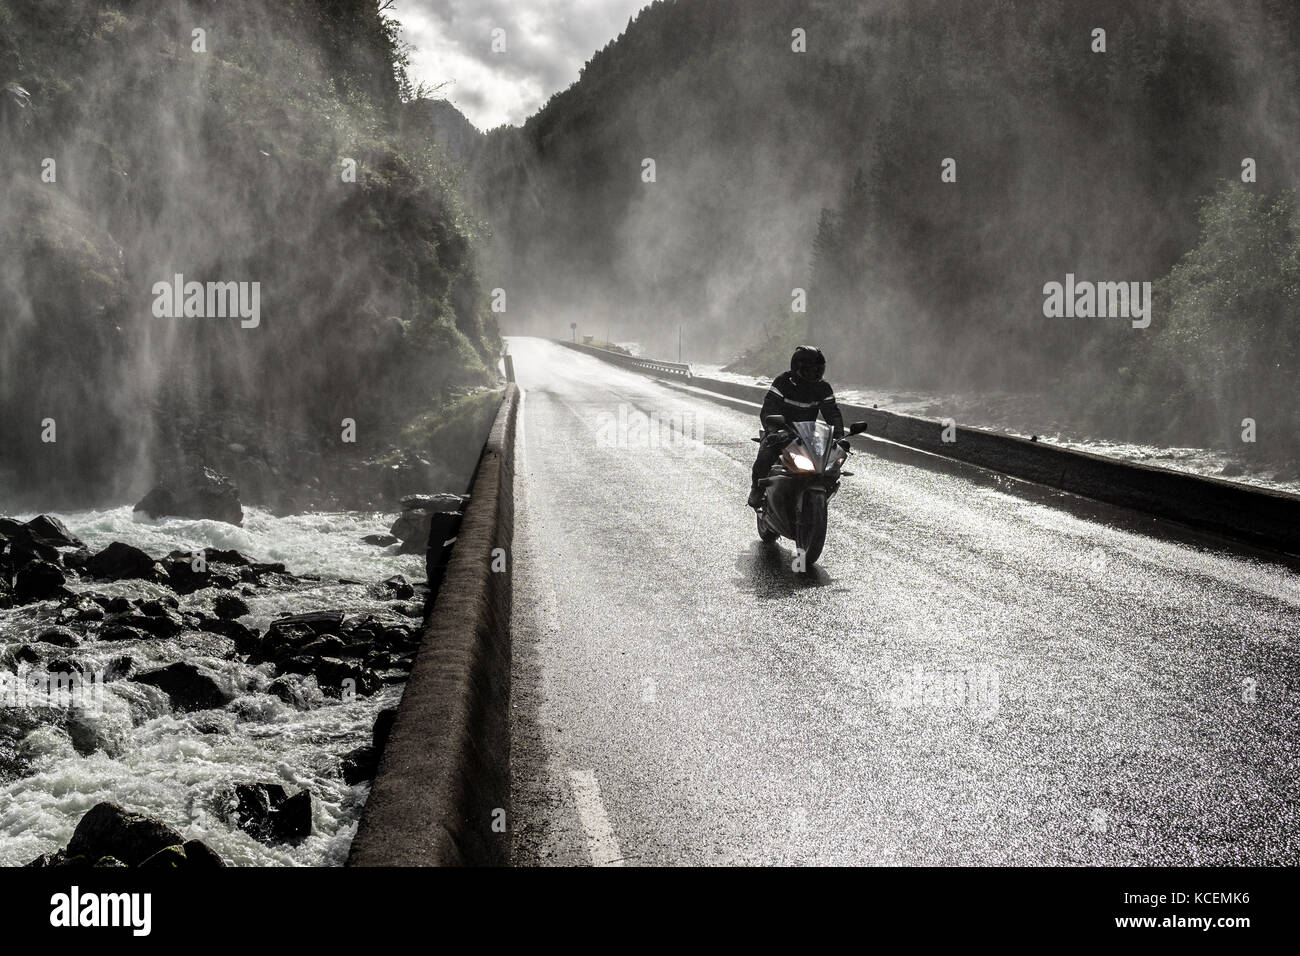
[0,0,500,507]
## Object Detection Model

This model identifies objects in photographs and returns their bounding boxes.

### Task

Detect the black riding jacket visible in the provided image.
[760,371,844,432]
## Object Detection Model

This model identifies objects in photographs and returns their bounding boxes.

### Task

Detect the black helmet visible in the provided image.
[790,345,826,382]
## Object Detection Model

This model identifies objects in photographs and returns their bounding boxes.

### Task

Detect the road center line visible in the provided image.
[568,769,626,866]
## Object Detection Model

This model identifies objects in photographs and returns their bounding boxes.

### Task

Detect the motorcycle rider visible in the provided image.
[748,345,845,509]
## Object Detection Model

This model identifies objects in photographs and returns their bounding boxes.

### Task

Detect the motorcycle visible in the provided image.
[753,415,869,566]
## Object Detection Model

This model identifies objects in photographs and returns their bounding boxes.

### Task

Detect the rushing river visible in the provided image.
[0,506,423,867]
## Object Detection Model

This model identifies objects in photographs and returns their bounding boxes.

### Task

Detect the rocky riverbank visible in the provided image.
[0,505,446,866]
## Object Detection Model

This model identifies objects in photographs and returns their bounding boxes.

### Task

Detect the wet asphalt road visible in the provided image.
[506,337,1300,866]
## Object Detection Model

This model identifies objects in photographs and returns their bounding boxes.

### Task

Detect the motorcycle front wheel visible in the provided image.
[795,488,827,565]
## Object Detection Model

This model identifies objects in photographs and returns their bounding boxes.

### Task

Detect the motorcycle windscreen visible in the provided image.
[790,420,832,472]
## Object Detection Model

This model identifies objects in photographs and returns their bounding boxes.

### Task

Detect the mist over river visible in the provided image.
[0,506,424,867]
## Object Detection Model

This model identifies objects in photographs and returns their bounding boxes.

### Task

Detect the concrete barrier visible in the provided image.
[567,344,1300,557]
[348,383,519,867]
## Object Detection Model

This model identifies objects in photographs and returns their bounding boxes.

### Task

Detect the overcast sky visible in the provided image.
[392,0,651,131]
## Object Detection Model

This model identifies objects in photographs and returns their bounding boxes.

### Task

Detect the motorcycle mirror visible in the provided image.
[848,421,869,435]
[764,414,788,431]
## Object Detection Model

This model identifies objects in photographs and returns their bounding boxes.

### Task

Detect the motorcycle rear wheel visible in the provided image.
[795,489,827,565]
[757,511,779,543]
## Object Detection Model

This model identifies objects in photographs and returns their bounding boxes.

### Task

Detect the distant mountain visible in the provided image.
[462,0,1300,456]
[422,99,484,167]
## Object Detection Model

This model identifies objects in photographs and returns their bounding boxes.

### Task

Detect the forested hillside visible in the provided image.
[468,0,1300,457]
[0,0,500,507]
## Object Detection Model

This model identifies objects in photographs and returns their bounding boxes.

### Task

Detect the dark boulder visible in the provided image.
[315,658,381,698]
[390,493,467,555]
[14,560,66,603]
[36,626,80,648]
[134,467,244,526]
[137,845,186,868]
[85,542,157,581]
[373,707,399,751]
[104,655,136,681]
[136,662,234,711]
[227,783,312,845]
[198,616,259,654]
[24,515,83,549]
[136,841,225,868]
[98,623,148,643]
[122,610,184,639]
[7,536,60,565]
[340,745,377,784]
[265,676,308,709]
[66,802,186,867]
[382,574,414,600]
[181,839,227,867]
[213,594,249,620]
[62,548,91,572]
[268,610,343,635]
[362,533,398,547]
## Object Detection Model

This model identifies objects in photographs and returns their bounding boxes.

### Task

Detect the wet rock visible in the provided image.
[138,596,180,614]
[61,597,104,623]
[363,533,398,547]
[66,801,186,867]
[425,511,465,590]
[181,839,227,867]
[198,616,259,654]
[315,658,381,698]
[213,594,249,620]
[160,558,208,594]
[298,635,348,657]
[373,707,398,751]
[4,531,61,566]
[134,466,244,526]
[136,662,234,711]
[13,644,41,665]
[400,493,468,512]
[390,493,467,555]
[36,626,81,648]
[24,515,83,549]
[340,745,377,784]
[104,655,136,681]
[85,542,157,581]
[62,548,91,572]
[382,574,414,600]
[267,611,344,640]
[227,783,312,845]
[46,658,89,676]
[205,548,253,567]
[14,560,66,603]
[106,611,182,639]
[137,845,186,868]
[69,712,122,757]
[265,676,308,709]
[98,623,148,643]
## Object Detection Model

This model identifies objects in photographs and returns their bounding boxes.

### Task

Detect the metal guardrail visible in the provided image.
[558,340,693,379]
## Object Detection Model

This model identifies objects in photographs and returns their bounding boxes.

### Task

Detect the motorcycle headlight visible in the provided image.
[790,453,816,472]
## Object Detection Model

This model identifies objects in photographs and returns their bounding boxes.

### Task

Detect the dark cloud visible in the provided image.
[393,0,649,129]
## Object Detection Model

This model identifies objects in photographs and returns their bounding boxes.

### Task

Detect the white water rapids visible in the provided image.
[0,506,423,867]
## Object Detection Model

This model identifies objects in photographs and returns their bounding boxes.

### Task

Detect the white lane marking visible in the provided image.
[568,769,625,867]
